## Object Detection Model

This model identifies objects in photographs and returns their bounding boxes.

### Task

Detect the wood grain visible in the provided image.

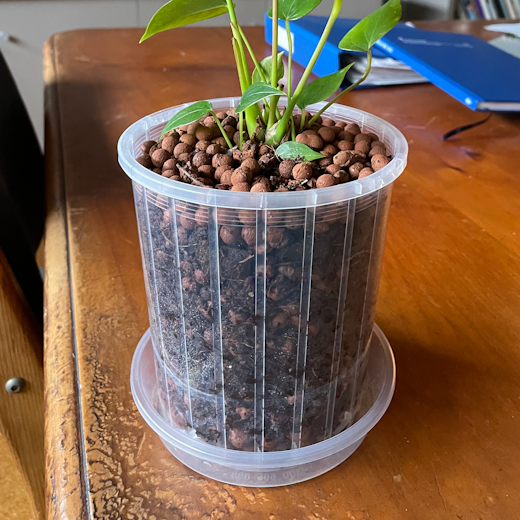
[0,419,40,520]
[0,248,44,519]
[43,36,88,520]
[45,23,520,519]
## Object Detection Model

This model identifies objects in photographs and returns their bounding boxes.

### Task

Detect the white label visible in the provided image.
[278,26,294,52]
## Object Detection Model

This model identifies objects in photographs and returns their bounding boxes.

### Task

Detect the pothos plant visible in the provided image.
[141,0,402,162]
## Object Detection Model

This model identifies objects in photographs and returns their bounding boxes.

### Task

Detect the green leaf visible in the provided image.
[296,65,353,110]
[140,0,229,42]
[339,0,401,52]
[268,0,322,21]
[275,142,325,162]
[236,83,284,113]
[160,101,213,136]
[252,52,285,84]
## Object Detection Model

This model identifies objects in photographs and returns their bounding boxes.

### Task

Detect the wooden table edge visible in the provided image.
[43,34,89,520]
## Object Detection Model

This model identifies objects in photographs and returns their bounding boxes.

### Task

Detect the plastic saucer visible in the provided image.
[131,324,396,487]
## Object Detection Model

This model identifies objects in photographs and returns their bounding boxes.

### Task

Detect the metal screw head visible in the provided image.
[5,378,26,394]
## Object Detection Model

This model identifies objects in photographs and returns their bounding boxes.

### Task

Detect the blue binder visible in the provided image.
[265,14,520,111]
[265,14,390,79]
[375,25,520,111]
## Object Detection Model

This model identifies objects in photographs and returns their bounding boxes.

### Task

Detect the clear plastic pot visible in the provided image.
[118,98,407,455]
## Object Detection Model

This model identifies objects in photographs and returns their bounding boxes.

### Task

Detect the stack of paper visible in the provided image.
[346,55,428,87]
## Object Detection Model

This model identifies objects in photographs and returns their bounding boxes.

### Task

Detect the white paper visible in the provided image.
[489,35,520,60]
[485,23,520,38]
[278,26,294,53]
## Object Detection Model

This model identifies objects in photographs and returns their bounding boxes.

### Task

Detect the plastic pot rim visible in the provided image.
[118,98,408,210]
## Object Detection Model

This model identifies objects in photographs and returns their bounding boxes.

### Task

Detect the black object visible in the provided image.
[443,114,492,141]
[0,51,44,319]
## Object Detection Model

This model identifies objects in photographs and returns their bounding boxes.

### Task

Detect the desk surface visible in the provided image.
[44,21,520,520]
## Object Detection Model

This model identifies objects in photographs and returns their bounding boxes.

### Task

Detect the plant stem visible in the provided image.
[236,23,266,83]
[226,0,250,89]
[232,37,260,136]
[236,23,276,125]
[239,111,244,150]
[268,0,279,128]
[309,50,372,125]
[271,0,343,144]
[232,38,248,93]
[290,115,296,140]
[270,0,279,88]
[269,96,280,128]
[227,2,261,136]
[285,19,293,102]
[211,111,234,149]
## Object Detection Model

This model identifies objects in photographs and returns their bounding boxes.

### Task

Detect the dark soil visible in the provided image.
[133,109,393,451]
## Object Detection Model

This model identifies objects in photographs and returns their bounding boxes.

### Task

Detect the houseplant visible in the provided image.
[119,0,408,483]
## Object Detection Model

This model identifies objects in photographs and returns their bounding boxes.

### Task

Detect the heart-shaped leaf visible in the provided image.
[160,100,213,136]
[275,142,325,162]
[253,52,285,84]
[296,64,353,110]
[339,0,401,52]
[268,0,322,21]
[236,83,285,113]
[141,0,229,42]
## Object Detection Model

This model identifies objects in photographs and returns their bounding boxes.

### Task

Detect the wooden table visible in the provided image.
[44,21,520,520]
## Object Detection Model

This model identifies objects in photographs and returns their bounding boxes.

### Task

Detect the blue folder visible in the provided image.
[265,14,390,79]
[265,14,520,111]
[375,25,520,111]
